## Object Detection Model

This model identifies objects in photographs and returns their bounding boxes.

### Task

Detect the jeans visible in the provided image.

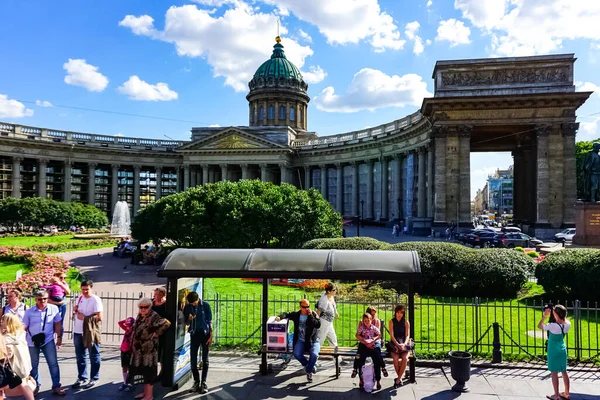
[58,304,67,338]
[190,333,210,384]
[74,333,101,381]
[356,343,383,381]
[293,340,320,374]
[29,341,61,389]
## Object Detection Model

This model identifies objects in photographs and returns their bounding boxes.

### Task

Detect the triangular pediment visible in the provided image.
[179,128,286,151]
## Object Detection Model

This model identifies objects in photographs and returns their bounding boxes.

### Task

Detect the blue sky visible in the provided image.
[1,0,599,198]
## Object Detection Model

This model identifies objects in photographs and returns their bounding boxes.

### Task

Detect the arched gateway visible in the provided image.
[0,45,592,237]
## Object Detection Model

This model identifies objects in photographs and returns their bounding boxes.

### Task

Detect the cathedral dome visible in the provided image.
[253,37,304,82]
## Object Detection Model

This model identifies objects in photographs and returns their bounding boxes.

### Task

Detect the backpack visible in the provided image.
[361,357,375,393]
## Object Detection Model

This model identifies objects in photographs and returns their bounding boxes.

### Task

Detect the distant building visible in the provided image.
[487,166,513,217]
[473,183,489,216]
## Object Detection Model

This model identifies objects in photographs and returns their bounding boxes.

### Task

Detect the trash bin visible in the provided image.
[448,350,472,392]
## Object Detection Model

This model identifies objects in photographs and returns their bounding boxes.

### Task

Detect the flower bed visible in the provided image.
[0,229,108,239]
[25,238,115,252]
[0,247,71,294]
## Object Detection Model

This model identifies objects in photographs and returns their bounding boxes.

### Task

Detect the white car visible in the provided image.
[554,228,576,243]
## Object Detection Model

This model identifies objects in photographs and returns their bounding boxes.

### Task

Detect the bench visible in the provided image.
[258,344,414,380]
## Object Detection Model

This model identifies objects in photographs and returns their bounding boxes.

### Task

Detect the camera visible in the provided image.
[543,303,554,311]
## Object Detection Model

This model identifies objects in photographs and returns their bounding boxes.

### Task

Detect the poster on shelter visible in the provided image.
[173,277,203,383]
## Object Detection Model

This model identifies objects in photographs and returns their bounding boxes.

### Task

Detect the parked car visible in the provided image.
[501,226,522,233]
[554,228,576,243]
[466,230,497,247]
[456,229,476,243]
[492,233,543,248]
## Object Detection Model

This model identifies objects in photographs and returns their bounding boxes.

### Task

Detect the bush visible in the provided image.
[514,246,524,252]
[536,249,600,301]
[526,251,539,258]
[132,180,342,249]
[303,237,388,250]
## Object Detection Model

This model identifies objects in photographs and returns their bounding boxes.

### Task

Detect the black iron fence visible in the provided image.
[4,292,599,363]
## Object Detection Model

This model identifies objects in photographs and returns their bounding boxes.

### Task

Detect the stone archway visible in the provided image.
[422,54,591,237]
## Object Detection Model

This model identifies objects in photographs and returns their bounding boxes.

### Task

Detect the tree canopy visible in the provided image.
[131,180,342,248]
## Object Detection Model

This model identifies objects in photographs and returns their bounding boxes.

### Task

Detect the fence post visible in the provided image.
[474,297,480,354]
[574,300,581,362]
[492,322,502,363]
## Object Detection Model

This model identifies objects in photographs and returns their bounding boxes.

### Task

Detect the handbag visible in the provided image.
[30,309,48,349]
[386,339,415,353]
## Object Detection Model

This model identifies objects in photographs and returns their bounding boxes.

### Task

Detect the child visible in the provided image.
[40,272,70,322]
[118,317,135,392]
[353,313,385,391]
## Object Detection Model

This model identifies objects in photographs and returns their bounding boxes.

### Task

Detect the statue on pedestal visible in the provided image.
[583,142,600,202]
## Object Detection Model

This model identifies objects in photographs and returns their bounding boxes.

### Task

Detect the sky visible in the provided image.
[1,0,600,199]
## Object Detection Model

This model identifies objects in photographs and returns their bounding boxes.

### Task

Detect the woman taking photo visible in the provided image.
[316,283,338,347]
[388,304,411,388]
[538,305,570,400]
[130,298,171,400]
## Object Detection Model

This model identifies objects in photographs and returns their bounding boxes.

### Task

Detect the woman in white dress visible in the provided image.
[316,283,338,347]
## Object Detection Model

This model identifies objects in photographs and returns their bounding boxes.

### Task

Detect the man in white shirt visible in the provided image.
[71,280,103,389]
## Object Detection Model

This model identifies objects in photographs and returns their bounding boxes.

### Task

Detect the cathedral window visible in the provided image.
[268,106,275,120]
[279,106,285,120]
[259,107,264,121]
[289,107,295,121]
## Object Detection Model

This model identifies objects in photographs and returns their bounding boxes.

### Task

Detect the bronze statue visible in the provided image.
[583,142,600,202]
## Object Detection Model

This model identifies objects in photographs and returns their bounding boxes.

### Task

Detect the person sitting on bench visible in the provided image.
[351,308,388,382]
[275,299,321,383]
[388,304,411,388]
[352,313,387,391]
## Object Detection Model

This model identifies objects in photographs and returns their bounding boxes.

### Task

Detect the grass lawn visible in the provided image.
[0,260,31,283]
[0,235,114,253]
[203,279,600,360]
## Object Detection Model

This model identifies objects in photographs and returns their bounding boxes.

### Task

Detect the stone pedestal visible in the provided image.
[573,202,600,246]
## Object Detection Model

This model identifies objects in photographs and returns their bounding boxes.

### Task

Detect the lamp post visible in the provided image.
[360,199,365,227]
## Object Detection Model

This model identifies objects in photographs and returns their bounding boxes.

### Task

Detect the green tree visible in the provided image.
[576,137,600,199]
[131,180,342,248]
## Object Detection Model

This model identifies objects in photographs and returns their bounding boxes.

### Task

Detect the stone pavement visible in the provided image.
[23,344,600,400]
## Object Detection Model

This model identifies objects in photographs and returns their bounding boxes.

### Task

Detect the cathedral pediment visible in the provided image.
[179,128,287,151]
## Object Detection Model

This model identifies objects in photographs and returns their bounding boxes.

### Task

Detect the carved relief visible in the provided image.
[441,67,569,87]
[215,135,260,149]
[11,147,24,154]
[561,123,579,137]
[431,126,448,138]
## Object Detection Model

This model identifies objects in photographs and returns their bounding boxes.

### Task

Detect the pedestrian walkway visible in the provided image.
[24,345,600,399]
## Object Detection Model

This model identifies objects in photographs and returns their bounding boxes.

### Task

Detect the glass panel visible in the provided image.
[268,106,275,120]
[279,106,285,120]
[259,107,264,121]
[289,107,295,121]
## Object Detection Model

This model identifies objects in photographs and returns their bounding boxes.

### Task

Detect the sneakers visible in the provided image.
[84,380,98,389]
[72,379,87,389]
[200,382,208,394]
[124,384,134,392]
[189,381,200,393]
[118,383,128,391]
[306,373,313,383]
[382,367,389,378]
[351,369,358,378]
[52,387,67,396]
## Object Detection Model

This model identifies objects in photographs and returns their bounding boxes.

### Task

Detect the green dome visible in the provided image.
[253,40,304,81]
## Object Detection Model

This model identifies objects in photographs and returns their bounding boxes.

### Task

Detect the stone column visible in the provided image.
[260,164,268,182]
[535,125,550,224]
[201,164,209,185]
[351,162,359,216]
[433,127,447,224]
[417,149,427,218]
[285,101,290,126]
[220,164,228,181]
[38,159,47,199]
[275,101,279,124]
[64,161,72,202]
[133,165,141,215]
[458,126,472,224]
[183,165,190,190]
[366,161,374,219]
[381,158,389,220]
[263,100,268,126]
[393,155,402,219]
[320,165,328,199]
[111,164,119,213]
[190,166,197,187]
[241,164,249,180]
[427,145,434,218]
[88,163,97,205]
[11,157,21,199]
[304,166,311,190]
[304,106,308,130]
[280,163,289,184]
[562,123,578,225]
[548,125,564,227]
[155,166,162,200]
[336,163,343,214]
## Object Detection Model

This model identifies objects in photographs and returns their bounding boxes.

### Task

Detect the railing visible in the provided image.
[291,111,424,148]
[0,122,187,150]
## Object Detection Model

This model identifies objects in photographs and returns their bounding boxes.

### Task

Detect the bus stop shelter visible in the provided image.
[157,248,421,389]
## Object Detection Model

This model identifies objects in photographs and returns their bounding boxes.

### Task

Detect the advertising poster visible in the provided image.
[173,277,203,384]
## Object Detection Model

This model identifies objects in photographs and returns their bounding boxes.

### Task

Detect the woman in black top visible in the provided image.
[151,287,168,382]
[388,304,411,388]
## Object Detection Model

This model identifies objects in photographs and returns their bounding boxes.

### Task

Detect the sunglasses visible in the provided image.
[139,305,150,310]
[300,305,310,309]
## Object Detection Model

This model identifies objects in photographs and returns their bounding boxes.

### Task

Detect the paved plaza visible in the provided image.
[21,344,600,400]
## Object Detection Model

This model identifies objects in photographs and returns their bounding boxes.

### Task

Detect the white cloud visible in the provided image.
[580,117,600,141]
[427,0,432,7]
[298,29,312,43]
[454,0,600,56]
[302,65,327,84]
[190,0,233,6]
[119,4,313,92]
[260,0,405,52]
[576,81,600,97]
[117,76,178,101]
[313,68,432,113]
[0,94,34,118]
[592,42,600,50]
[404,21,424,55]
[209,124,221,127]
[436,19,471,47]
[63,59,109,92]
[35,100,53,107]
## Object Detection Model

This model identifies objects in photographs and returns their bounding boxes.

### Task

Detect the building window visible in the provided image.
[289,107,295,121]
[268,106,275,120]
[259,107,264,121]
[279,106,285,120]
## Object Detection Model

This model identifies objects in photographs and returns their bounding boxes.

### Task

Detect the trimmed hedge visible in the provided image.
[536,249,600,301]
[303,237,388,250]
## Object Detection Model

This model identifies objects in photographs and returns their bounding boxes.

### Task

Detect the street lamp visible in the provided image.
[360,199,365,228]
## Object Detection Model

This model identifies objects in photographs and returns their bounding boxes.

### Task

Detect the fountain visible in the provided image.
[110,200,131,237]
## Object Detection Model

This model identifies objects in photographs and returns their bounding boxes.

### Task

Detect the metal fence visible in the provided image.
[5,292,599,363]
